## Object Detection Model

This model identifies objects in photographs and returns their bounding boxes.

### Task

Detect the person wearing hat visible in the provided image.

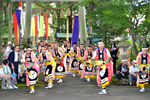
[129,60,138,85]
[110,39,119,74]
[115,59,129,80]
[5,41,12,56]
[61,40,68,50]
[135,47,150,92]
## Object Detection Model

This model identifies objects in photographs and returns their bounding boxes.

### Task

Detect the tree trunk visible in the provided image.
[0,0,3,61]
[7,1,12,42]
[131,33,138,55]
[88,2,95,34]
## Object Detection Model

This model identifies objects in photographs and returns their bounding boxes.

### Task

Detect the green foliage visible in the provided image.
[21,43,29,49]
[0,12,9,61]
[77,0,129,48]
[125,40,138,60]
[110,75,116,85]
[78,0,150,55]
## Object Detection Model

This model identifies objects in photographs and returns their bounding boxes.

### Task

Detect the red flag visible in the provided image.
[35,16,38,36]
[72,12,75,29]
[44,13,48,37]
[19,2,22,7]
[13,13,18,44]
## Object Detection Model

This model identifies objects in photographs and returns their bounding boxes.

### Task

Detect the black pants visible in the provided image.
[112,58,117,74]
[115,71,129,79]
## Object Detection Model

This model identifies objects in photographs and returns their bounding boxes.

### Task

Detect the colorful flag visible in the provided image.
[66,17,69,41]
[35,16,38,37]
[15,10,21,44]
[31,16,35,37]
[40,15,44,37]
[44,13,48,37]
[19,1,24,37]
[72,12,75,30]
[13,13,18,44]
[72,16,79,46]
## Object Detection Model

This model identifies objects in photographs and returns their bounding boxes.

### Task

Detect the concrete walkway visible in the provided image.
[0,73,150,100]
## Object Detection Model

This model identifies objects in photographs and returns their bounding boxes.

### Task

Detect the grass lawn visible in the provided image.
[0,78,45,87]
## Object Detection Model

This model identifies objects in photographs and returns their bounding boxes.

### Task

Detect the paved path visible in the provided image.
[0,73,150,100]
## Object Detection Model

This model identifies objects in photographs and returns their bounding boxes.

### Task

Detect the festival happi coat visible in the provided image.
[136,52,150,87]
[82,51,94,79]
[21,52,40,86]
[64,47,71,70]
[94,48,113,88]
[69,47,80,73]
[52,48,67,79]
[39,52,56,81]
[78,48,86,76]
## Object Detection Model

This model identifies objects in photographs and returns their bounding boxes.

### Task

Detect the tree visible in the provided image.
[0,0,9,61]
[78,0,129,47]
[79,0,150,55]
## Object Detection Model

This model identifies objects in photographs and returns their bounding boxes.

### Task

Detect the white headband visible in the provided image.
[122,59,127,62]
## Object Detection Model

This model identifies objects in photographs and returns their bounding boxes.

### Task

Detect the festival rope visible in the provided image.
[33,2,77,10]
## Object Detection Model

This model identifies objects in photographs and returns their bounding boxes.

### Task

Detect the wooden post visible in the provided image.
[78,0,87,46]
[24,0,32,43]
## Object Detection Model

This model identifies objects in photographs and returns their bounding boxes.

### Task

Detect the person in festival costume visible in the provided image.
[78,44,86,77]
[48,45,53,55]
[64,41,71,74]
[135,47,150,92]
[21,46,40,94]
[52,42,66,83]
[82,46,94,82]
[92,40,113,94]
[38,46,56,89]
[61,40,68,50]
[69,42,80,77]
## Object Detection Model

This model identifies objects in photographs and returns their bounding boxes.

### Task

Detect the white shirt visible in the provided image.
[129,66,138,74]
[0,68,4,75]
[14,51,19,62]
[5,46,11,53]
[111,44,114,51]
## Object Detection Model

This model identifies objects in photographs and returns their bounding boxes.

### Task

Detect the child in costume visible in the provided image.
[92,40,113,94]
[69,42,80,77]
[38,46,56,89]
[135,47,150,92]
[52,42,66,83]
[21,46,40,93]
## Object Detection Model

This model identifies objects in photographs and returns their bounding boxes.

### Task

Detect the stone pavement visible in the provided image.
[0,73,150,100]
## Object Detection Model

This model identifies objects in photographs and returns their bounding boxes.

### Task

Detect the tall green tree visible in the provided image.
[0,0,9,61]
[79,0,150,54]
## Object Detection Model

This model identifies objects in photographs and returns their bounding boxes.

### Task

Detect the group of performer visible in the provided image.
[17,39,150,94]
